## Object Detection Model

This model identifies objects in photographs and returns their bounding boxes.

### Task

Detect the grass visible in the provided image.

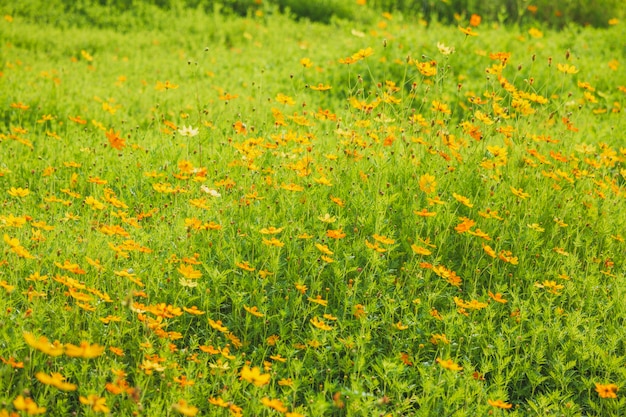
[0,2,625,416]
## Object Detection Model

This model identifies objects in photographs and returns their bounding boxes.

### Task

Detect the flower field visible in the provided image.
[1,2,625,416]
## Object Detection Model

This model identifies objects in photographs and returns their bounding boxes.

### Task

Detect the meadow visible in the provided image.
[0,1,625,415]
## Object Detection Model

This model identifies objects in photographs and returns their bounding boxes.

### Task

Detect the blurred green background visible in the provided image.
[4,0,624,27]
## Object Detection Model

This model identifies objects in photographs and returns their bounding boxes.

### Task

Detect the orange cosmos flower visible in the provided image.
[339,56,358,65]
[236,261,255,272]
[68,115,87,124]
[488,399,512,409]
[488,291,508,303]
[105,128,126,150]
[1,356,24,368]
[353,304,366,318]
[109,346,125,356]
[455,217,476,233]
[595,383,619,398]
[10,102,29,110]
[326,229,346,239]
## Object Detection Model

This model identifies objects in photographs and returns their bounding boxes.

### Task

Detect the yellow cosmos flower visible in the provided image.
[23,332,64,356]
[79,394,109,413]
[419,173,437,194]
[13,395,46,415]
[315,243,334,255]
[35,372,77,391]
[172,399,198,416]
[436,357,463,371]
[351,47,374,61]
[262,237,284,247]
[259,226,284,234]
[452,193,473,207]
[178,264,202,279]
[240,365,271,387]
[557,63,579,74]
[236,261,255,272]
[244,305,264,317]
[411,244,432,256]
[510,186,530,199]
[7,187,29,198]
[261,397,288,413]
[310,317,333,331]
[64,341,105,359]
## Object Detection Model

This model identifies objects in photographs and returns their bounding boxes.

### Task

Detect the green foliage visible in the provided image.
[367,0,624,27]
[270,0,359,23]
[7,0,623,27]
[0,2,625,416]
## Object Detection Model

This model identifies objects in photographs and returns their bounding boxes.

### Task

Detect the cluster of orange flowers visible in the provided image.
[1,7,624,416]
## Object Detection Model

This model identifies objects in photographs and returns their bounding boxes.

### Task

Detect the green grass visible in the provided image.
[0,2,625,416]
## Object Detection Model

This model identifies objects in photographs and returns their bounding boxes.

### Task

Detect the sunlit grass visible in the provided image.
[0,3,625,416]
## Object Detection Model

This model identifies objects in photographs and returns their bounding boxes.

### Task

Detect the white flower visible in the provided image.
[178,125,199,137]
[200,185,221,197]
[179,277,198,288]
[437,42,455,56]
